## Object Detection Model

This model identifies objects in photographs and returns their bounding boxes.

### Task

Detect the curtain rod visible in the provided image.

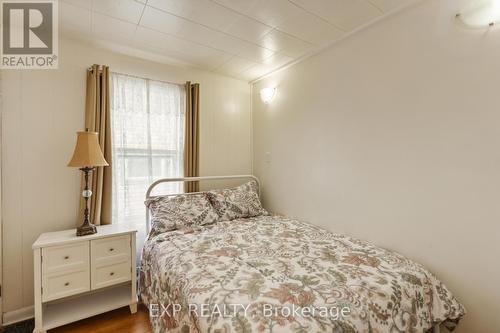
[110,70,186,86]
[87,67,198,87]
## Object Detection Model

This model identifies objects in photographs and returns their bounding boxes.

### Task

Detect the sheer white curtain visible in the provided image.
[111,73,185,225]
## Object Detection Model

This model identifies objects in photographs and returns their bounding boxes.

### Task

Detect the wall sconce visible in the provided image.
[456,0,500,28]
[260,87,276,104]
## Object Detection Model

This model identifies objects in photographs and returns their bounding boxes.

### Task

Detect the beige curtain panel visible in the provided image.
[78,64,112,226]
[184,81,200,193]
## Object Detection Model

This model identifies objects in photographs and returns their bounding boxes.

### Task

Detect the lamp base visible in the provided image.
[76,223,97,236]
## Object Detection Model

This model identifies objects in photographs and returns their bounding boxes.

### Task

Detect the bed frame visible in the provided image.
[145,175,260,233]
[144,174,441,333]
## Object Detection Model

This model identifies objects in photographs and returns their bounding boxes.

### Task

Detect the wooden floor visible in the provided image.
[49,305,151,333]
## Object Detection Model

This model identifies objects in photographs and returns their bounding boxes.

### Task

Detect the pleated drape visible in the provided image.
[78,64,112,225]
[184,81,200,192]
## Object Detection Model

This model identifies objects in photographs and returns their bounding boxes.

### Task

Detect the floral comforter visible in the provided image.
[140,215,465,333]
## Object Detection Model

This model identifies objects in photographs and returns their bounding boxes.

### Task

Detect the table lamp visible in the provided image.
[68,130,109,236]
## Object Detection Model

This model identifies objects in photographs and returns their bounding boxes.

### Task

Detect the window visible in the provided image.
[111,73,185,225]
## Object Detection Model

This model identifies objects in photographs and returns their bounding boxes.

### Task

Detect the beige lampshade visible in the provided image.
[68,131,109,167]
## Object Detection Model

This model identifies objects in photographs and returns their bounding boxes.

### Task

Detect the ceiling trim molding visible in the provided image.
[250,0,426,84]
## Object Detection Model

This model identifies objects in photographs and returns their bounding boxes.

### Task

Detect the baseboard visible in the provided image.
[2,306,34,326]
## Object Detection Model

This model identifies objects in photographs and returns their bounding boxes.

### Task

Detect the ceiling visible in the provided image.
[60,0,415,81]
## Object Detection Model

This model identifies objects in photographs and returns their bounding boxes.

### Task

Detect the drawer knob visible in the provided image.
[110,272,115,276]
[64,256,69,260]
[109,248,114,252]
[64,282,70,286]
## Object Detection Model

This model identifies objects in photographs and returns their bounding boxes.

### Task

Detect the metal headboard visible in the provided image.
[145,175,260,232]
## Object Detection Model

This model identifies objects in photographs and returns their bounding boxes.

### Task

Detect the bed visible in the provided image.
[140,176,465,333]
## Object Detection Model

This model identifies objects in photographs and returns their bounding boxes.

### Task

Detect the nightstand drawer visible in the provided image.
[92,260,131,290]
[42,242,89,275]
[42,269,90,302]
[91,235,130,266]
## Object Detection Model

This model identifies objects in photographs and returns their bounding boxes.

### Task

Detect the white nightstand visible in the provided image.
[32,224,138,333]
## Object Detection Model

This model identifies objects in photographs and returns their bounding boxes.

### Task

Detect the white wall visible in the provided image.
[1,37,252,315]
[252,1,500,332]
